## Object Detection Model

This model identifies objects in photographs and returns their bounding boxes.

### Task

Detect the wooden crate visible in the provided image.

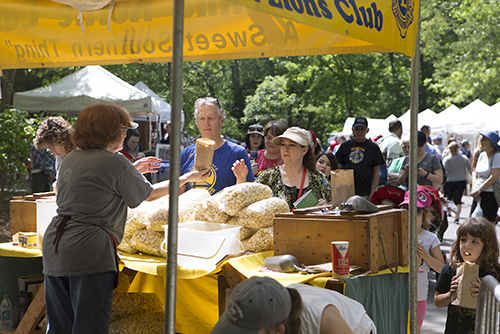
[9,192,55,235]
[273,209,408,274]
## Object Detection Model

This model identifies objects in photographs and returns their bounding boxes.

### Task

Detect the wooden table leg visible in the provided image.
[15,282,45,334]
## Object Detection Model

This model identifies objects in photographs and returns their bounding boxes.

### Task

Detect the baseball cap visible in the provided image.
[434,136,442,142]
[353,117,368,129]
[417,131,427,147]
[399,189,432,208]
[307,130,317,143]
[369,186,405,206]
[247,124,264,136]
[479,131,500,151]
[273,127,312,147]
[461,139,470,146]
[211,276,292,334]
[127,121,138,130]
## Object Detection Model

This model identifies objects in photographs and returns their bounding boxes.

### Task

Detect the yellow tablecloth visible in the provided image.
[0,242,42,257]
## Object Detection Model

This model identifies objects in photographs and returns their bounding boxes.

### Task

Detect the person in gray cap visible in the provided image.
[212,276,376,334]
[432,136,445,156]
[376,119,404,167]
[335,117,385,198]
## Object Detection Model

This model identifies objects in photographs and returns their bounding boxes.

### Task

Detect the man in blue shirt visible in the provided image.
[180,97,254,195]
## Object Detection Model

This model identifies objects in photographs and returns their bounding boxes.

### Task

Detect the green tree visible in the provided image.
[0,109,38,196]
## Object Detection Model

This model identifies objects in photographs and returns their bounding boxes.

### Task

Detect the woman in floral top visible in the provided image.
[256,127,331,210]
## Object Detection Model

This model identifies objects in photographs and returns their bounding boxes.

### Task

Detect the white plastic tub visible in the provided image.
[162,221,243,259]
[36,197,58,251]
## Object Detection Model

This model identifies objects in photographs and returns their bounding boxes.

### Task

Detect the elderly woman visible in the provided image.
[470,131,500,223]
[256,127,331,210]
[398,131,443,189]
[33,116,75,170]
[42,103,207,333]
[251,120,287,176]
[443,141,471,224]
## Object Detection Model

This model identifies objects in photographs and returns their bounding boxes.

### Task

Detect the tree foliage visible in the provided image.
[0,109,38,195]
[3,0,500,145]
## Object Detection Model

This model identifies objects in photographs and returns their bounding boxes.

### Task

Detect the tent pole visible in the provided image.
[165,0,184,332]
[408,4,421,334]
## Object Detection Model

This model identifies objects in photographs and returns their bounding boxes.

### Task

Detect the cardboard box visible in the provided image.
[18,273,44,292]
[273,208,408,273]
[19,232,38,249]
[9,192,56,235]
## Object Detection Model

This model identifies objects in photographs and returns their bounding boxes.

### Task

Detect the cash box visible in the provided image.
[273,209,408,274]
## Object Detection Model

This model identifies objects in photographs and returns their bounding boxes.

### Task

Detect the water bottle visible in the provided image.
[1,294,13,330]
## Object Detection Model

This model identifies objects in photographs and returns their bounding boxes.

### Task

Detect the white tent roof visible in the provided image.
[13,66,158,116]
[133,81,185,128]
[342,115,397,139]
[444,99,490,133]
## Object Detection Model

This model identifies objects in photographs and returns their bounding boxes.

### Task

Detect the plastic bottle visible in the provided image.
[1,294,13,330]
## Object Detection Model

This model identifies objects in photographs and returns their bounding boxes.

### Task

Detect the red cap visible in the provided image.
[307,130,317,143]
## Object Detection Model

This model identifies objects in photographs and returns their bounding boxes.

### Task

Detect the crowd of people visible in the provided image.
[28,98,500,333]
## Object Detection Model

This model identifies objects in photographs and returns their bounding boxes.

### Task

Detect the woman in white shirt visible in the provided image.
[470,131,500,223]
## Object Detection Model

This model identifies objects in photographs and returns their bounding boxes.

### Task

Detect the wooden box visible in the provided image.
[273,209,408,274]
[10,192,55,235]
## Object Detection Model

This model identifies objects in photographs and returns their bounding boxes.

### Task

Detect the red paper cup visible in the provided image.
[332,241,350,278]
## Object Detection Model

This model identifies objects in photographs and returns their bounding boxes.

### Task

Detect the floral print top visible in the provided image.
[256,166,331,210]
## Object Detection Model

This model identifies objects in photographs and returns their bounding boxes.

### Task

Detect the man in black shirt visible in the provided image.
[335,117,384,198]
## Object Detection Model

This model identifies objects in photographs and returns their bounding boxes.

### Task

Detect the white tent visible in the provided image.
[133,81,185,129]
[398,108,448,133]
[341,114,398,139]
[13,66,158,116]
[444,99,490,133]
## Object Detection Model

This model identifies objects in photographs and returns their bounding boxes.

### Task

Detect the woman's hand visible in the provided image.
[470,189,481,201]
[416,243,427,259]
[417,167,427,177]
[315,199,328,207]
[471,277,482,297]
[232,159,249,184]
[133,157,162,174]
[185,169,210,183]
[251,162,258,176]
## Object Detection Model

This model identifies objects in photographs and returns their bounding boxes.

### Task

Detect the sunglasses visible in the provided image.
[417,208,424,214]
[248,125,264,132]
[206,97,222,111]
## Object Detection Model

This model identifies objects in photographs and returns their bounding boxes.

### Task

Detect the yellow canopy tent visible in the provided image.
[0,0,417,69]
[0,0,421,333]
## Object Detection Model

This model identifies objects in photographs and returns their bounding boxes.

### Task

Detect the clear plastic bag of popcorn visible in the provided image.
[193,195,231,223]
[129,229,165,257]
[117,236,137,255]
[148,189,211,231]
[230,197,289,228]
[215,183,272,216]
[241,226,274,253]
[126,200,155,231]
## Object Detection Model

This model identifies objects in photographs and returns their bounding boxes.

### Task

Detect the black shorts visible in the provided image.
[443,180,466,204]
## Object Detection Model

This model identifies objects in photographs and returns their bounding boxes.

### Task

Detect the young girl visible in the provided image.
[400,189,444,334]
[434,217,500,334]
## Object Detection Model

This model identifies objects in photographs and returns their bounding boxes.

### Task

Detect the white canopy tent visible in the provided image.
[341,114,398,140]
[133,81,185,129]
[13,66,159,116]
